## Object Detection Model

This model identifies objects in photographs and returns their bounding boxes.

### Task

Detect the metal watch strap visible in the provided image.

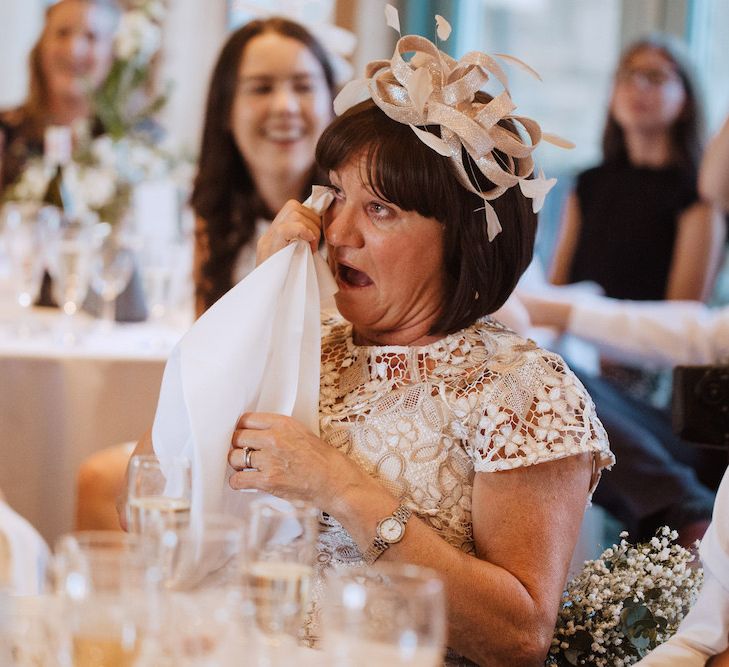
[362,503,412,565]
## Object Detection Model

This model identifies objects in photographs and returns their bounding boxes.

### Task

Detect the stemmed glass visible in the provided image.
[90,223,134,330]
[126,454,192,537]
[0,202,58,336]
[44,213,96,344]
[322,563,446,666]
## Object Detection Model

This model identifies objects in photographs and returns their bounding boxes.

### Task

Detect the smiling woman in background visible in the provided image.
[0,0,119,191]
[190,17,335,316]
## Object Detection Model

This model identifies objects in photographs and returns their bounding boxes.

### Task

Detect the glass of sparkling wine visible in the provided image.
[322,563,446,667]
[126,454,192,537]
[53,531,149,667]
[245,499,319,646]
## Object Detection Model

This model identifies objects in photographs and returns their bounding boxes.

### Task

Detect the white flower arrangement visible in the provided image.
[546,527,703,666]
[3,135,177,225]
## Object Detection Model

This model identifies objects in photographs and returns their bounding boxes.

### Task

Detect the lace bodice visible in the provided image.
[315,314,613,566]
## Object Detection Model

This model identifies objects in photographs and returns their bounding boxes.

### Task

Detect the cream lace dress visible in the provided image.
[309,313,613,662]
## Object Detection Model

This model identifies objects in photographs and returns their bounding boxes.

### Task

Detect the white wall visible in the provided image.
[0,1,44,109]
[158,0,229,155]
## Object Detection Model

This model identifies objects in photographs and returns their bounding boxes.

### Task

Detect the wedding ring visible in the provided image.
[242,446,256,471]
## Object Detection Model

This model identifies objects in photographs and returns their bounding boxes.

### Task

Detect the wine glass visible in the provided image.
[139,241,174,322]
[90,224,134,330]
[245,499,319,648]
[0,202,57,336]
[321,563,446,667]
[126,454,192,537]
[44,214,96,344]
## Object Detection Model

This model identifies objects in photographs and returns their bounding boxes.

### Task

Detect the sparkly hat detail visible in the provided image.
[333,5,573,241]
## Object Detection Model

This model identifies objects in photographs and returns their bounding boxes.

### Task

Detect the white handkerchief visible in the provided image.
[0,500,50,595]
[152,187,336,522]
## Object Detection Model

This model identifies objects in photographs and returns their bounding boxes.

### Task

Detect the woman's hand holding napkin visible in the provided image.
[152,187,336,522]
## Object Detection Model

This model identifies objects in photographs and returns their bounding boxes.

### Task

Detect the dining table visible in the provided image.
[0,289,191,547]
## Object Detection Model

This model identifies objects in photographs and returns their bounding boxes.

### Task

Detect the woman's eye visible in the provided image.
[367,202,392,219]
[294,82,313,93]
[329,186,344,200]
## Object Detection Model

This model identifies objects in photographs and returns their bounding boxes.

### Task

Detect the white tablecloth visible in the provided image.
[0,301,189,546]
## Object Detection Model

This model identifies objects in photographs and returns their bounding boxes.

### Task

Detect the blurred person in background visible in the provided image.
[0,0,120,191]
[190,17,335,317]
[550,35,724,405]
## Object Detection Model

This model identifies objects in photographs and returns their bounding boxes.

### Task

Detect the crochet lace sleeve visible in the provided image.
[467,349,613,484]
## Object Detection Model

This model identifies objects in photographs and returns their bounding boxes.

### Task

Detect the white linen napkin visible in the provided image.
[0,500,50,596]
[152,187,336,522]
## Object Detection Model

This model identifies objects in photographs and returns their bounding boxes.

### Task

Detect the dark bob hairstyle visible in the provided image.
[315,98,537,336]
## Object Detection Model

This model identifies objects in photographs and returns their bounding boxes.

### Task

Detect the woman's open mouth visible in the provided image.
[337,262,373,288]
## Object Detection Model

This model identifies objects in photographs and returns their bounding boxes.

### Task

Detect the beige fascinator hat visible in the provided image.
[334,4,573,241]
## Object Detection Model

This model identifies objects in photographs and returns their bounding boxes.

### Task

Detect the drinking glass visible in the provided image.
[322,563,446,667]
[245,499,319,646]
[157,513,247,591]
[0,202,57,335]
[90,224,134,329]
[139,241,174,321]
[126,454,192,537]
[0,594,61,667]
[44,214,96,343]
[53,531,151,667]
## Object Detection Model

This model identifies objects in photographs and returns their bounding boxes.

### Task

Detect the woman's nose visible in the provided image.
[324,204,363,248]
[270,83,300,113]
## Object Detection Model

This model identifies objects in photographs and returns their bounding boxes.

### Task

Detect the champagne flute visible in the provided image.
[245,499,319,648]
[90,224,134,329]
[126,454,192,537]
[44,214,96,344]
[322,563,446,667]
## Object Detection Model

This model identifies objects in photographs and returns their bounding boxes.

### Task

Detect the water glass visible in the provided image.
[44,214,96,343]
[53,531,151,667]
[322,563,446,667]
[157,513,247,591]
[90,223,134,328]
[126,454,192,537]
[245,499,319,644]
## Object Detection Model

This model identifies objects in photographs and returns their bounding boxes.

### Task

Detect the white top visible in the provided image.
[232,218,271,284]
[568,297,729,367]
[636,468,729,664]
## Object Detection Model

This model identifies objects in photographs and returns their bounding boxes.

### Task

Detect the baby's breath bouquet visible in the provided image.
[547,528,703,667]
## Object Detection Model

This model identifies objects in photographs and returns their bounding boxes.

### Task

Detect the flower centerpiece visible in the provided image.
[546,528,703,667]
[3,0,188,226]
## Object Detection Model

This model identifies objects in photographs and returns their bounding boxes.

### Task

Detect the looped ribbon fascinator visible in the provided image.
[334,4,573,241]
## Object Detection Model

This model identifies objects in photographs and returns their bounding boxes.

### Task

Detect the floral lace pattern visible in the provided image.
[306,314,613,657]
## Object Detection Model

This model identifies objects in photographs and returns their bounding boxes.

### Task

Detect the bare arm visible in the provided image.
[333,453,592,666]
[548,192,581,285]
[700,113,729,211]
[230,411,593,666]
[665,202,726,301]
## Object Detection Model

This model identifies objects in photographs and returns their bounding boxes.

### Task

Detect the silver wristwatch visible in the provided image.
[363,503,412,565]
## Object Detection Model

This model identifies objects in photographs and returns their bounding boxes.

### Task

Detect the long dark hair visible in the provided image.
[191,18,335,311]
[316,99,537,336]
[602,34,704,173]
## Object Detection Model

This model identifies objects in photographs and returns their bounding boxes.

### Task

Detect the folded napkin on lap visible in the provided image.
[152,187,336,523]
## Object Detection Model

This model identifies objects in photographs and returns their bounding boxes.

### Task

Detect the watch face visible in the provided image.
[379,517,403,543]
